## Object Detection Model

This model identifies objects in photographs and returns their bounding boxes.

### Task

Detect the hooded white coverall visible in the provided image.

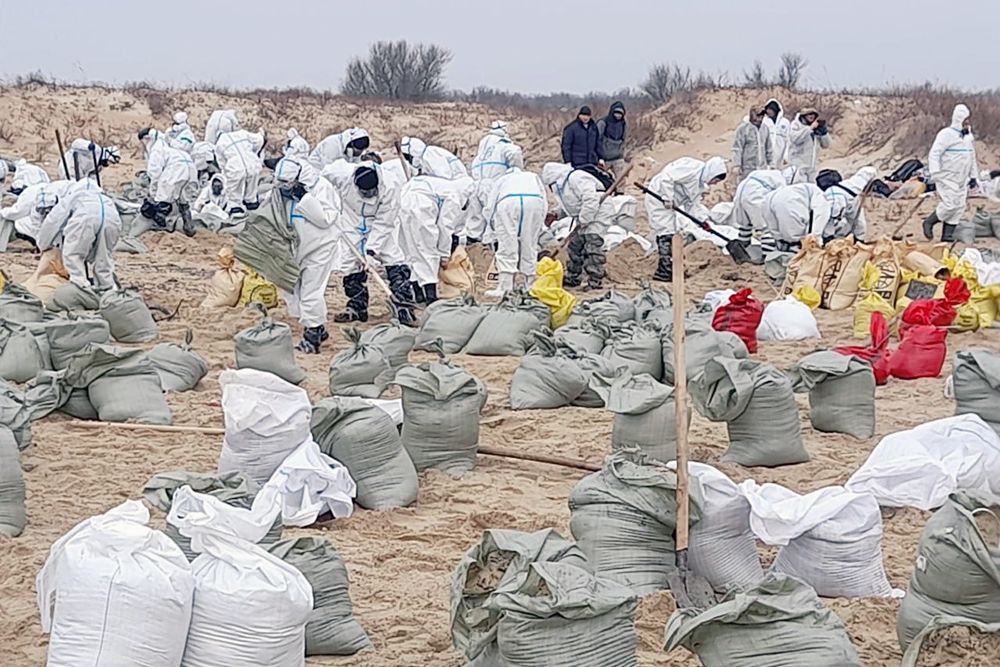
[398,175,474,286]
[146,133,197,204]
[401,137,468,180]
[470,130,524,181]
[732,119,774,177]
[787,114,831,184]
[11,160,50,190]
[215,129,265,209]
[283,129,310,159]
[733,169,788,247]
[463,178,497,241]
[761,98,790,167]
[35,189,122,290]
[822,167,876,241]
[191,142,217,175]
[644,156,728,236]
[484,168,548,280]
[309,128,369,170]
[761,183,832,247]
[929,104,979,225]
[325,161,406,273]
[275,158,344,327]
[204,110,238,144]
[2,179,73,240]
[167,112,195,153]
[192,173,229,230]
[59,139,116,181]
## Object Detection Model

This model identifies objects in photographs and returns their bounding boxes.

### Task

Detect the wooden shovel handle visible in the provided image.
[672,234,690,552]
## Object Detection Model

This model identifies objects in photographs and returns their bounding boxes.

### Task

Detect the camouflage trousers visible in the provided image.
[566,232,605,288]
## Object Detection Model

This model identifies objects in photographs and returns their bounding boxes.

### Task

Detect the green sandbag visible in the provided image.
[24,371,72,420]
[602,323,663,379]
[567,290,636,326]
[0,319,46,383]
[99,288,159,343]
[359,319,415,383]
[0,380,31,450]
[465,290,551,357]
[553,320,607,355]
[65,344,172,425]
[662,316,748,387]
[311,397,418,509]
[632,283,672,323]
[953,349,1000,434]
[0,426,25,537]
[0,281,44,323]
[327,327,391,398]
[664,573,862,667]
[450,528,590,663]
[46,281,100,312]
[233,306,305,385]
[267,537,372,656]
[789,351,876,439]
[45,316,111,370]
[143,470,283,560]
[233,192,300,292]
[510,332,589,410]
[413,295,486,354]
[901,616,1000,667]
[607,372,686,463]
[147,330,209,392]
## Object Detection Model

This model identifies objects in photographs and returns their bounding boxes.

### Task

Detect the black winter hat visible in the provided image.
[579,106,592,116]
[353,166,379,192]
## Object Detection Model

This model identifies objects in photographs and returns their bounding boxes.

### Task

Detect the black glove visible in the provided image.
[969,178,979,189]
[990,170,1000,180]
[366,248,376,258]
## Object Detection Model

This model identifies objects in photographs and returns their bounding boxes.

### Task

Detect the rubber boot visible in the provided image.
[423,283,439,305]
[941,223,957,243]
[411,281,426,305]
[244,200,261,211]
[385,264,416,326]
[296,325,327,354]
[178,203,196,238]
[486,272,515,299]
[652,235,674,282]
[922,211,940,240]
[334,271,369,323]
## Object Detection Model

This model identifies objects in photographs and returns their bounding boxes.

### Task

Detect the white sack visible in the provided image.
[757,296,821,341]
[261,439,357,526]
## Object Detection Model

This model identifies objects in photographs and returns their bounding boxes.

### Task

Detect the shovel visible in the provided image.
[633,183,752,264]
[665,233,718,610]
[540,163,634,259]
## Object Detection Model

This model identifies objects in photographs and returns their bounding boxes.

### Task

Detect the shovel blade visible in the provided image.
[725,239,753,265]
[667,570,719,611]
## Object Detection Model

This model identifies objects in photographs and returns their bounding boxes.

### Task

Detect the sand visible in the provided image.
[3,85,1000,665]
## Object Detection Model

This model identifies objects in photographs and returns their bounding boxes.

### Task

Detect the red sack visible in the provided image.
[900,278,971,335]
[712,288,764,353]
[833,310,891,385]
[889,324,948,380]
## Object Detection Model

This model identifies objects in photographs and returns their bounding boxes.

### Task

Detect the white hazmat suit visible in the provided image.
[762,98,790,167]
[484,168,548,292]
[167,112,196,152]
[59,139,119,181]
[283,129,310,159]
[928,104,979,228]
[309,128,369,170]
[823,166,876,242]
[471,125,524,181]
[204,110,238,145]
[145,132,197,204]
[401,137,468,180]
[1,179,74,241]
[397,175,474,289]
[35,189,122,290]
[11,160,50,191]
[215,127,265,210]
[644,156,728,236]
[761,183,832,248]
[786,112,831,184]
[733,169,789,249]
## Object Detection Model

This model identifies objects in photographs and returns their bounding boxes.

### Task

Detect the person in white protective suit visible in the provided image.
[204,109,238,145]
[9,159,50,194]
[308,128,370,170]
[1,179,74,245]
[732,107,773,178]
[273,157,344,353]
[760,182,832,251]
[397,175,475,304]
[786,108,831,184]
[325,161,416,325]
[642,156,728,282]
[167,111,196,153]
[214,118,265,214]
[483,168,548,297]
[400,136,468,180]
[470,121,524,181]
[191,173,229,231]
[733,169,791,253]
[822,166,876,244]
[761,99,790,168]
[34,189,122,291]
[58,139,121,182]
[283,128,310,159]
[541,162,635,290]
[0,159,7,188]
[138,127,197,236]
[924,104,980,242]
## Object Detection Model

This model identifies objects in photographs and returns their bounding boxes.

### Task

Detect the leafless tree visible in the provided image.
[743,60,769,88]
[341,41,452,102]
[776,52,808,90]
[641,63,693,105]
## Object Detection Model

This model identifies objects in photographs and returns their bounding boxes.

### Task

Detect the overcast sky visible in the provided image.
[3,0,995,95]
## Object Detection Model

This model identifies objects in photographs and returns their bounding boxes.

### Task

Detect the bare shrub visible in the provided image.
[776,53,808,90]
[743,60,769,88]
[641,63,722,106]
[341,41,452,102]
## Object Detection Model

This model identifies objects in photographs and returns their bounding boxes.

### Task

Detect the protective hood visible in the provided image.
[343,128,370,156]
[797,108,818,120]
[220,110,240,134]
[400,136,426,159]
[443,175,476,203]
[173,111,188,125]
[274,157,303,186]
[765,98,784,119]
[208,173,225,194]
[700,156,727,185]
[951,104,970,130]
[489,120,509,138]
[541,161,572,186]
[841,166,877,194]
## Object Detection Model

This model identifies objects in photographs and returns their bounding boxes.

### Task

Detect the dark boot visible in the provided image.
[411,281,426,305]
[423,283,438,305]
[178,203,196,238]
[922,211,940,240]
[296,325,327,354]
[941,223,957,243]
[386,264,416,326]
[334,271,369,323]
[653,234,674,282]
[450,234,460,255]
[244,200,261,211]
[564,232,585,287]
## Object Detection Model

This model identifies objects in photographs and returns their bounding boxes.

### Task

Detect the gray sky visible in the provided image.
[3,0,995,94]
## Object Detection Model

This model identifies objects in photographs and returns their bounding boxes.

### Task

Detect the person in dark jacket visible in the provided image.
[561,106,600,168]
[597,102,627,175]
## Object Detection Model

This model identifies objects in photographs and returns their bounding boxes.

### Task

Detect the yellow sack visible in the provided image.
[530,257,577,329]
[780,236,825,297]
[853,292,895,338]
[953,302,981,332]
[0,271,5,292]
[895,269,944,313]
[970,284,1000,329]
[201,247,245,308]
[864,238,902,308]
[941,255,980,285]
[438,246,476,299]
[238,270,280,308]
[23,248,70,302]
[818,238,870,310]
[792,285,821,310]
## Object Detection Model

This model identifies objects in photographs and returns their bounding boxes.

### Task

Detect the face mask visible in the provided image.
[279,183,306,201]
[211,182,223,196]
[358,187,378,200]
[961,127,971,136]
